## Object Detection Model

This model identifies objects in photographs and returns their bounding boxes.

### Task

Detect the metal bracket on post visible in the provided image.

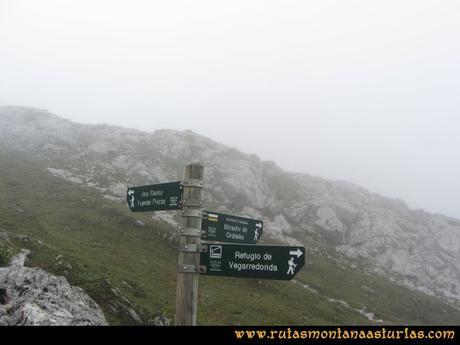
[182,179,204,188]
[181,208,202,218]
[179,227,202,237]
[178,264,207,274]
[179,243,207,253]
[182,198,203,207]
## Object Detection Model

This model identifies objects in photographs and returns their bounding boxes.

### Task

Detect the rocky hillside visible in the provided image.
[0,248,107,325]
[0,106,459,309]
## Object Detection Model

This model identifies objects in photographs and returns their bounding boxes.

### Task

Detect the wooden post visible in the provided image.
[175,163,204,325]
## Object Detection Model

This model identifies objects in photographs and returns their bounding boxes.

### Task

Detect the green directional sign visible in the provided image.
[201,211,263,244]
[127,181,183,212]
[200,244,305,280]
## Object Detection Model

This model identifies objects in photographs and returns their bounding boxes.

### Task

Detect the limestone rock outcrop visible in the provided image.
[0,250,107,326]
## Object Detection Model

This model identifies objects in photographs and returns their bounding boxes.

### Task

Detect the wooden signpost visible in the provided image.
[127,163,305,326]
[175,164,204,326]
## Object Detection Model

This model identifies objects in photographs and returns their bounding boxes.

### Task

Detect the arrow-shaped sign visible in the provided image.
[289,248,303,258]
[201,210,263,244]
[201,244,305,280]
[126,181,183,212]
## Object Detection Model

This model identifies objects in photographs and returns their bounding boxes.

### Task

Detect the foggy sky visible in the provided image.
[1,1,459,218]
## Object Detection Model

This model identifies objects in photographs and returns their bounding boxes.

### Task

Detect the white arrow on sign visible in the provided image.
[256,222,263,229]
[289,248,303,258]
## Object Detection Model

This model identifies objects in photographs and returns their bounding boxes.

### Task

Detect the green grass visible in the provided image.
[1,151,459,325]
[0,244,11,266]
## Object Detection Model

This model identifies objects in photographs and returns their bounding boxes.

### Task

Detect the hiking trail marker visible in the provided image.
[126,163,305,326]
[200,244,304,280]
[201,211,263,244]
[126,181,183,212]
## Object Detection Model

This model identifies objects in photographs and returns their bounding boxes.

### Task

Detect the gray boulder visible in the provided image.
[0,250,107,326]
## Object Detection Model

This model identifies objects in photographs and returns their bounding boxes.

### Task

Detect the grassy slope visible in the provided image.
[0,151,459,325]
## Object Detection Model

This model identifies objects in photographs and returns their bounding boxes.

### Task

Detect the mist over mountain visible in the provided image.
[1,105,459,312]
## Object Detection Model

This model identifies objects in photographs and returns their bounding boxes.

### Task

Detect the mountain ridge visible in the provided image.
[1,105,459,308]
[0,106,438,216]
